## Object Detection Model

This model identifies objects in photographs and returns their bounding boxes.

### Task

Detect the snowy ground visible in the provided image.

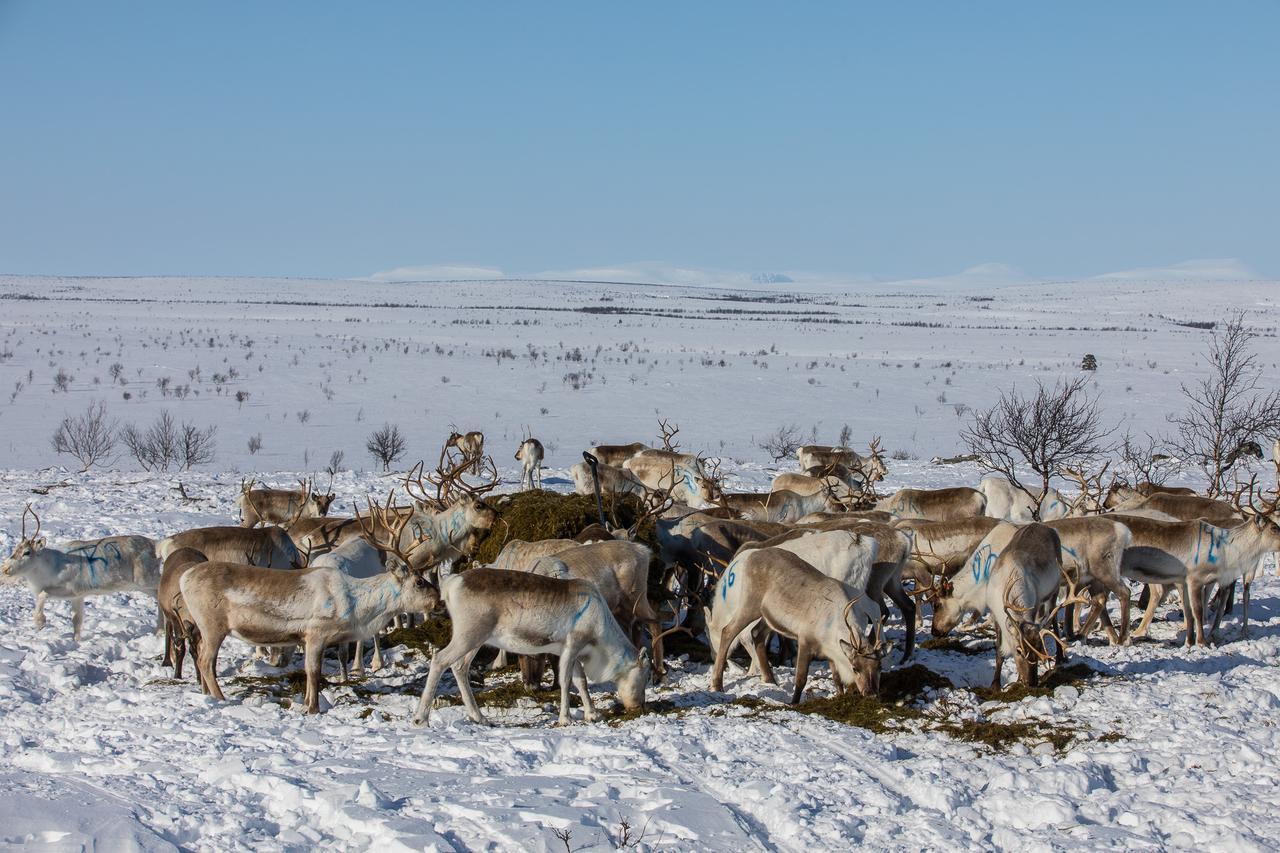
[3,274,1280,850]
[2,464,1280,851]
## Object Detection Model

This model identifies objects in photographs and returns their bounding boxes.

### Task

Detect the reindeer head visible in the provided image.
[312,492,337,516]
[614,648,652,709]
[928,578,963,637]
[387,558,442,613]
[2,505,46,577]
[862,437,888,483]
[838,604,889,696]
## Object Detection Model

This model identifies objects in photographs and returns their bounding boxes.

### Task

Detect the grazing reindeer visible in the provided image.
[412,568,651,726]
[932,523,1074,688]
[793,518,918,663]
[530,540,666,679]
[877,486,987,521]
[158,547,208,682]
[771,464,865,507]
[589,442,650,466]
[447,428,485,474]
[706,547,888,702]
[238,478,335,528]
[895,516,1004,590]
[798,437,887,489]
[181,555,440,714]
[1044,517,1134,645]
[159,525,299,568]
[717,489,840,523]
[2,507,163,641]
[515,435,545,490]
[623,450,717,508]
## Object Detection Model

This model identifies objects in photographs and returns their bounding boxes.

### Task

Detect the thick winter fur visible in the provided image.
[159,526,298,568]
[1044,517,1134,644]
[412,569,650,726]
[238,487,334,528]
[514,438,545,490]
[705,547,883,703]
[718,489,839,523]
[181,561,440,713]
[3,534,161,640]
[978,476,1071,522]
[877,487,987,522]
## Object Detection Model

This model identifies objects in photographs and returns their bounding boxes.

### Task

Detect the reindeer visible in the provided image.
[622,449,717,508]
[570,458,647,498]
[400,448,500,572]
[589,442,650,466]
[705,547,888,702]
[979,475,1071,522]
[158,525,299,568]
[798,438,887,488]
[515,435,545,490]
[1044,517,1134,645]
[771,464,865,507]
[932,523,1076,688]
[717,489,839,523]
[530,540,666,679]
[895,516,1004,590]
[447,429,486,474]
[158,547,208,682]
[411,568,651,726]
[181,555,439,714]
[288,516,362,562]
[876,486,987,521]
[797,510,897,525]
[791,518,918,663]
[1115,511,1280,645]
[2,507,163,641]
[1103,481,1196,509]
[237,478,335,528]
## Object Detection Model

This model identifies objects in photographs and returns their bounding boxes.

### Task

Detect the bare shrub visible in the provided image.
[247,433,263,455]
[366,423,406,471]
[50,400,116,471]
[121,410,215,471]
[838,423,853,447]
[235,390,250,409]
[52,368,73,393]
[758,423,804,462]
[1167,312,1280,496]
[1118,431,1177,486]
[962,376,1114,519]
[326,449,344,476]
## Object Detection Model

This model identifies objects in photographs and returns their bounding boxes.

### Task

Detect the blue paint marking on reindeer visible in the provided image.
[722,560,738,600]
[971,545,997,584]
[571,592,591,625]
[1062,544,1079,561]
[1197,522,1228,565]
[67,541,123,586]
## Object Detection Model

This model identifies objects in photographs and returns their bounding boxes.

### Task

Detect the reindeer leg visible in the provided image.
[32,592,47,630]
[489,650,509,671]
[990,623,1004,690]
[351,640,365,678]
[1187,579,1208,647]
[412,642,467,726]
[711,615,755,692]
[573,663,597,723]
[749,622,776,686]
[172,624,187,680]
[1131,584,1163,639]
[71,598,84,642]
[884,579,916,665]
[371,635,383,672]
[304,640,324,713]
[556,641,578,726]
[1242,581,1251,639]
[197,631,227,700]
[790,642,813,705]
[452,648,485,724]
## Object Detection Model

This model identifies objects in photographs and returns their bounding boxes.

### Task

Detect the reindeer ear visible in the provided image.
[839,638,856,658]
[32,538,45,551]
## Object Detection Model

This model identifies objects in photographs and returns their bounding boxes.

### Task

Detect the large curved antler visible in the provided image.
[21,504,40,541]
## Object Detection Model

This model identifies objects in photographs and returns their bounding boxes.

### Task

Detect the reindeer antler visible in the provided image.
[358,491,419,566]
[21,504,40,541]
[286,478,312,527]
[657,417,681,452]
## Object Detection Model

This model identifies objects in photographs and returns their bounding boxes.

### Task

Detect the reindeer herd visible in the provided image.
[3,426,1279,728]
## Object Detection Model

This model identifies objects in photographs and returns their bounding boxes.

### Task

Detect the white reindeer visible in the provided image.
[412,568,651,727]
[515,436,545,490]
[2,507,161,641]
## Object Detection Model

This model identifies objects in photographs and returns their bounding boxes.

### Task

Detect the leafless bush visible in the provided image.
[962,376,1114,518]
[1118,431,1176,486]
[758,423,804,462]
[1167,312,1280,496]
[326,449,344,476]
[235,390,250,409]
[120,410,216,471]
[52,368,73,393]
[179,422,217,469]
[247,433,263,455]
[366,423,406,471]
[838,423,852,447]
[297,409,311,424]
[50,400,116,471]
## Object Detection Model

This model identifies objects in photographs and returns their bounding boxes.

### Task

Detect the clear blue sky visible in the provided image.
[1,2,1276,280]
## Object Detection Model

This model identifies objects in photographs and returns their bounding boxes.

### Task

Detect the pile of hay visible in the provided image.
[469,490,662,570]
